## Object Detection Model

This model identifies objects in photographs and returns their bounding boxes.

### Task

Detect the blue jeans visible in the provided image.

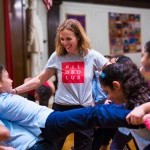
[41,104,137,144]
[52,103,93,150]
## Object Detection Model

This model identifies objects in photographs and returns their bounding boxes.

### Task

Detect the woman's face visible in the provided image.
[141,48,150,68]
[59,29,79,55]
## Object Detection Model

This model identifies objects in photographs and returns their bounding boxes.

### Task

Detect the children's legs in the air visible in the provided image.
[41,104,132,144]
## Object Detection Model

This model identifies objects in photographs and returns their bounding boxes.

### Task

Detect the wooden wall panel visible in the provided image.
[47,0,62,56]
[9,0,26,86]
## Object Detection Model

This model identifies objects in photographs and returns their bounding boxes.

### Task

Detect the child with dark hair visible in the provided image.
[140,41,150,87]
[115,55,133,65]
[92,55,115,150]
[34,81,54,107]
[99,63,150,150]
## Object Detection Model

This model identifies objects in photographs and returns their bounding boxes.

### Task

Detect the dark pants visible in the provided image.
[92,128,117,150]
[144,144,150,150]
[110,130,139,150]
[40,104,137,150]
[28,140,55,150]
[52,103,93,150]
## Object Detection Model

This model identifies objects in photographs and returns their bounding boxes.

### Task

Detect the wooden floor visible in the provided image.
[62,133,110,150]
[62,133,74,150]
[61,133,136,150]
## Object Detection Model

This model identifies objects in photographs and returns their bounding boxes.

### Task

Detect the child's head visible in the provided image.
[0,64,13,93]
[116,55,133,65]
[110,55,123,63]
[99,63,150,109]
[141,41,150,68]
[34,82,53,107]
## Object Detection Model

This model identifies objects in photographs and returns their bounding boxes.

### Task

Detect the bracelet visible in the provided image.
[14,88,17,94]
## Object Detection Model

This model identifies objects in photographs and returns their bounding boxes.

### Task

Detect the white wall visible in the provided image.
[60,2,150,67]
[25,0,49,72]
[37,0,49,69]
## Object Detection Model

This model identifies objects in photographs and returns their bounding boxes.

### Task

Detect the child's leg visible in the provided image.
[110,130,133,150]
[41,104,132,142]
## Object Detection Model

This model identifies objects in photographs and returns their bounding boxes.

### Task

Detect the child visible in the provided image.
[99,63,150,150]
[24,78,55,106]
[92,55,115,150]
[0,64,142,147]
[34,81,55,107]
[92,70,114,150]
[140,41,150,87]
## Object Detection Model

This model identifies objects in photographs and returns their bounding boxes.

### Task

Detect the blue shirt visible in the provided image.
[92,71,107,104]
[0,119,42,150]
[0,93,53,136]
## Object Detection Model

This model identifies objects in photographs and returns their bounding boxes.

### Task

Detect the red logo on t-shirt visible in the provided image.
[62,62,84,83]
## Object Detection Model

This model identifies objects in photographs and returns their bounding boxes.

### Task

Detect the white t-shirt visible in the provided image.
[45,49,108,106]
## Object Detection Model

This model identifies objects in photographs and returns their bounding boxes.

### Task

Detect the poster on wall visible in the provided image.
[109,12,141,55]
[66,14,86,30]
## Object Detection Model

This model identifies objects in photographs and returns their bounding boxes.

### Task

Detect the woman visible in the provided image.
[11,19,109,150]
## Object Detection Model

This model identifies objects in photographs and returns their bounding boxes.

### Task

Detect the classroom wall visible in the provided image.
[36,0,49,69]
[60,2,150,67]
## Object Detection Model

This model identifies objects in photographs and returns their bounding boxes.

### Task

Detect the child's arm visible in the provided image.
[126,102,150,125]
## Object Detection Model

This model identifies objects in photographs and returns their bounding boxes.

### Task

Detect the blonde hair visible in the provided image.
[55,19,90,56]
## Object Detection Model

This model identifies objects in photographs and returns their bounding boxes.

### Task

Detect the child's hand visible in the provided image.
[104,99,112,104]
[126,106,145,125]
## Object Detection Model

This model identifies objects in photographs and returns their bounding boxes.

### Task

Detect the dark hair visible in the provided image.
[35,85,53,107]
[100,63,150,109]
[116,55,133,65]
[144,41,150,55]
[0,64,5,81]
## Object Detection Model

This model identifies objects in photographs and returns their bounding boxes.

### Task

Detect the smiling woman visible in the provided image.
[11,18,109,150]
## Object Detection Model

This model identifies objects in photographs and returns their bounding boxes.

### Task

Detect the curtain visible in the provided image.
[4,0,13,80]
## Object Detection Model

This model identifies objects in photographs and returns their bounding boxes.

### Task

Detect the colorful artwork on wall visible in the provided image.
[109,12,141,54]
[66,14,86,30]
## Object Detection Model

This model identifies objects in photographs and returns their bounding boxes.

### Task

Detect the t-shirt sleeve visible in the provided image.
[45,52,58,69]
[92,50,108,71]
